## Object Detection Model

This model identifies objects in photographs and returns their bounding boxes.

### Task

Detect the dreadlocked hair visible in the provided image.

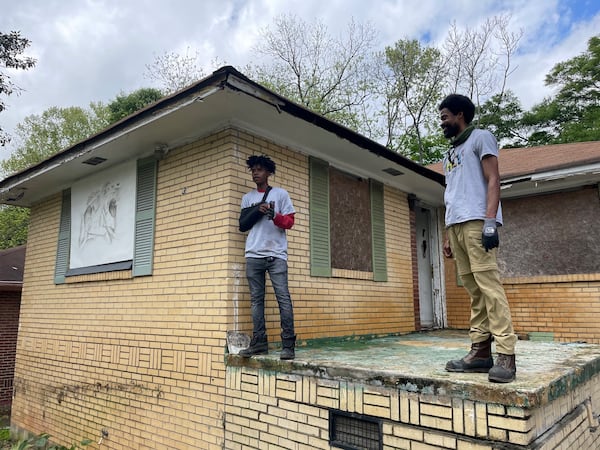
[246,155,276,174]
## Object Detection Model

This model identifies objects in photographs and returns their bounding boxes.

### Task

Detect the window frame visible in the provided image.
[309,156,387,281]
[54,156,157,284]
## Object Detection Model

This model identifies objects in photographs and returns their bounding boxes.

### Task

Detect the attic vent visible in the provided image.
[329,410,382,450]
[82,157,107,166]
[382,167,403,176]
[3,188,26,202]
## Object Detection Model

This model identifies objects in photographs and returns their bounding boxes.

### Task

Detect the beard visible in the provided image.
[443,123,461,139]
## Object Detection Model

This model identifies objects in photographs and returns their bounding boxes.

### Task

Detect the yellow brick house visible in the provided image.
[0,66,447,448]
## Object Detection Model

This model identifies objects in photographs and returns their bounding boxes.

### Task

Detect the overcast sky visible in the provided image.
[2,0,600,160]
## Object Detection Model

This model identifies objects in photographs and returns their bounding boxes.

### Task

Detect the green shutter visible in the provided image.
[133,157,157,277]
[55,189,71,284]
[370,180,387,282]
[309,157,331,277]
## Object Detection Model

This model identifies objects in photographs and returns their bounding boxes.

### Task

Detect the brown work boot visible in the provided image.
[488,353,516,383]
[446,336,493,373]
[239,335,268,357]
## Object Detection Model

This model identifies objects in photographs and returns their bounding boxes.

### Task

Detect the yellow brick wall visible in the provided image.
[11,127,417,448]
[225,364,600,449]
[228,129,416,340]
[444,259,600,344]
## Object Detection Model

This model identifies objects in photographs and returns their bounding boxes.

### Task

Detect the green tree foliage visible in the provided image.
[478,90,529,148]
[558,106,600,143]
[0,205,28,248]
[519,98,563,146]
[546,36,600,110]
[523,35,600,144]
[0,31,36,145]
[378,39,446,162]
[107,87,163,123]
[546,35,600,143]
[399,132,448,165]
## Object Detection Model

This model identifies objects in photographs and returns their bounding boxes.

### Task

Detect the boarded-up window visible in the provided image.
[499,186,600,277]
[309,157,387,281]
[330,167,372,272]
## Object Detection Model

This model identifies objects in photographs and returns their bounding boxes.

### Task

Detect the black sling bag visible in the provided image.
[238,186,272,232]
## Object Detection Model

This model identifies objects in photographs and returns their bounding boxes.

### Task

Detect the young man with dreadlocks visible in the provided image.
[439,94,517,383]
[238,155,297,360]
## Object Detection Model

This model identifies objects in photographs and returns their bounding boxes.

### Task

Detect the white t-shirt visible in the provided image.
[443,128,503,227]
[241,187,295,260]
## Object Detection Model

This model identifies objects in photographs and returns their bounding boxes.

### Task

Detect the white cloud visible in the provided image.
[1,0,599,160]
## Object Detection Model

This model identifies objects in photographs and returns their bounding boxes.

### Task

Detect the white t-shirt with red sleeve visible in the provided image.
[241,187,295,260]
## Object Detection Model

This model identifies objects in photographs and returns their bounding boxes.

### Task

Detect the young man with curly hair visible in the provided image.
[238,155,297,360]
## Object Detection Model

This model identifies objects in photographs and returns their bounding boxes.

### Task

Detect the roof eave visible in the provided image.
[0,66,444,207]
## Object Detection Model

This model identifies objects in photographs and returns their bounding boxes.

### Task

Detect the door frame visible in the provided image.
[414,201,447,329]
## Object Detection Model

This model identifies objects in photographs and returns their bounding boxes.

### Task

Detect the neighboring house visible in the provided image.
[429,141,600,344]
[0,66,447,447]
[0,245,25,417]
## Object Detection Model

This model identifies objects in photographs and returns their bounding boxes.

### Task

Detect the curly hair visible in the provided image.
[439,94,476,124]
[246,155,276,174]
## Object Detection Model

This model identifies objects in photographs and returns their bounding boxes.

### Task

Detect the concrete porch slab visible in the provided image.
[226,330,600,448]
[231,329,600,409]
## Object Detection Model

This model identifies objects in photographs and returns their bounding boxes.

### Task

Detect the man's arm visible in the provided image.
[273,213,295,229]
[481,154,500,251]
[481,155,500,219]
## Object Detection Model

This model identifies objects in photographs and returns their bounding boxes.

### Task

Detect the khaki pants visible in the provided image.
[448,221,517,355]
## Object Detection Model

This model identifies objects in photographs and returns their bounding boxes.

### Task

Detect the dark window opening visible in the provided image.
[329,410,382,450]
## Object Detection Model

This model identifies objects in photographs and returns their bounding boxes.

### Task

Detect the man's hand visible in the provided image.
[258,202,275,220]
[266,201,275,220]
[482,218,499,251]
[443,235,453,258]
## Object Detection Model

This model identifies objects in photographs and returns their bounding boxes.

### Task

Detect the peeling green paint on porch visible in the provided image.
[227,329,600,409]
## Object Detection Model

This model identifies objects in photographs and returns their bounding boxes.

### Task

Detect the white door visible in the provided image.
[415,207,434,328]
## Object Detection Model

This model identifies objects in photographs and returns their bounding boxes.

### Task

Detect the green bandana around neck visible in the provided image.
[451,125,475,147]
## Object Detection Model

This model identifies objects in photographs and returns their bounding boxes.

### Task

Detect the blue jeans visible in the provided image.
[246,257,295,340]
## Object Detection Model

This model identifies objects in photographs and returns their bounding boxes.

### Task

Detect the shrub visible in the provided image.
[10,433,91,450]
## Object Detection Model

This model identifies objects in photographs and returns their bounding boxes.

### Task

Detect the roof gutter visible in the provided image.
[502,161,600,187]
[529,162,600,182]
[0,281,22,291]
